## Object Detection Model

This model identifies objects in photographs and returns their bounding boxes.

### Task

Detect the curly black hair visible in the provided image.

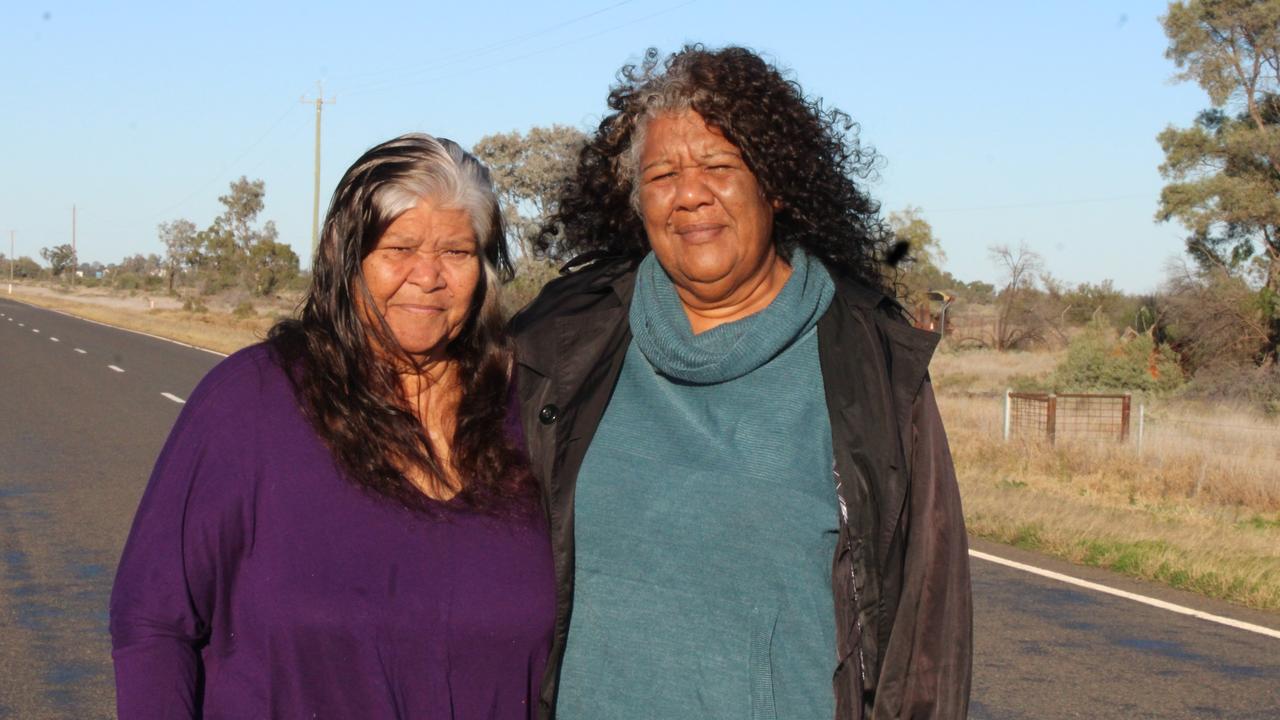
[536,44,894,294]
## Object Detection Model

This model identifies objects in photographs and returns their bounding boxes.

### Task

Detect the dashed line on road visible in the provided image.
[107,365,125,373]
[49,337,59,342]
[31,328,39,333]
[74,348,86,354]
[18,322,24,327]
[970,549,1280,640]
[161,392,186,404]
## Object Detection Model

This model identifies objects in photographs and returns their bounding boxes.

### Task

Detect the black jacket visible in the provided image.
[510,256,972,719]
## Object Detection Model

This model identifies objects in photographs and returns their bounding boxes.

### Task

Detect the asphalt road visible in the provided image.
[1,295,1277,718]
[0,297,222,719]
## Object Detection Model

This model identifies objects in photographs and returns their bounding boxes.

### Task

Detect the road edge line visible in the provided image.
[4,297,229,358]
[970,549,1280,640]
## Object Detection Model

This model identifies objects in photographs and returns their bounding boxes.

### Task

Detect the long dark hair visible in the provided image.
[269,133,535,513]
[537,45,894,294]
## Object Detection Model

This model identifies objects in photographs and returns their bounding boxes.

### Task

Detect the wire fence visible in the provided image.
[997,390,1279,506]
[1003,389,1280,462]
[1137,411,1280,462]
[1004,392,1131,444]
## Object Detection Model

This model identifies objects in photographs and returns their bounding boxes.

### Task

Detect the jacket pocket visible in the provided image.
[749,606,779,720]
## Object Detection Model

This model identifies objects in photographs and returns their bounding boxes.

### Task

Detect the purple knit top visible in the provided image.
[109,344,554,719]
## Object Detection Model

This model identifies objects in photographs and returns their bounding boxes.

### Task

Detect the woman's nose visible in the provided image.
[673,170,714,210]
[406,251,445,290]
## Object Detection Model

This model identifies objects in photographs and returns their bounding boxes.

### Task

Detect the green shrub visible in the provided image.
[232,301,256,318]
[1052,319,1184,393]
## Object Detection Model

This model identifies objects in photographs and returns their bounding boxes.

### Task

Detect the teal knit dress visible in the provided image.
[556,249,839,720]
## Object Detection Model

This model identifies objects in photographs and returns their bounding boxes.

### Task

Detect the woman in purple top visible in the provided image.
[110,134,555,719]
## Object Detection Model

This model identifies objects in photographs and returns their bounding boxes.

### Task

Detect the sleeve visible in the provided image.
[873,381,973,719]
[109,395,247,719]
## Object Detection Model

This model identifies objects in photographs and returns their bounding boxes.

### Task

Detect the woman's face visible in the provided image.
[360,200,481,363]
[636,110,778,304]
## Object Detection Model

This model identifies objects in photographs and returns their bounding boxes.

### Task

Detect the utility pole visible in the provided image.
[8,230,13,294]
[71,204,77,286]
[301,82,335,259]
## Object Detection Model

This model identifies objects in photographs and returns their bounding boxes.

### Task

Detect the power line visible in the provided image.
[337,0,636,94]
[348,0,698,101]
[144,102,302,223]
[929,193,1152,214]
[96,100,305,242]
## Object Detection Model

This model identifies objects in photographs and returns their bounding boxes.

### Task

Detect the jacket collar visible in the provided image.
[512,255,639,382]
[824,274,939,417]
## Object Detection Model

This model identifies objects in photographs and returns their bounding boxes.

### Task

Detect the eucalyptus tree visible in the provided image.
[472,125,587,258]
[1157,0,1280,360]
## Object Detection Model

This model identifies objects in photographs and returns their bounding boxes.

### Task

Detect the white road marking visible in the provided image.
[107,365,125,373]
[4,299,226,357]
[31,328,38,333]
[161,392,186,404]
[970,549,1280,640]
[49,337,59,342]
[74,348,86,354]
[18,323,24,327]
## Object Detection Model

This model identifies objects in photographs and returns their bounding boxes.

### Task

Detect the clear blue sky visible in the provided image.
[1,0,1207,293]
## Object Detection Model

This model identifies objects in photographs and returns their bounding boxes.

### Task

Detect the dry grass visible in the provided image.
[6,283,286,355]
[931,345,1063,395]
[933,348,1280,611]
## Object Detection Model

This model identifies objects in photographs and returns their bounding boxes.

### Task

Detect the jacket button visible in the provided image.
[539,404,560,425]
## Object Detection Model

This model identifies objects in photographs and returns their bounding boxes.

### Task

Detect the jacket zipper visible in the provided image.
[833,464,868,694]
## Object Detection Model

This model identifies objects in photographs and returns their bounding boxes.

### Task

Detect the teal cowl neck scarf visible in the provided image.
[629,247,836,385]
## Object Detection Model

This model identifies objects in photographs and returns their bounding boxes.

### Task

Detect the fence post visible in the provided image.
[1121,394,1131,442]
[1003,388,1011,442]
[1046,394,1057,445]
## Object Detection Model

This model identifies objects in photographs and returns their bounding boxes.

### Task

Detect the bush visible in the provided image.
[182,296,209,314]
[1180,362,1280,412]
[232,301,256,318]
[1052,319,1184,394]
[113,273,164,292]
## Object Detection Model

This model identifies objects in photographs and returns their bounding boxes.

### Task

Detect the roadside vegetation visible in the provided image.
[934,349,1280,611]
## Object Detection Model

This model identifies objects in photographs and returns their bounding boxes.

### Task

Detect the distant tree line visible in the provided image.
[20,176,301,298]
